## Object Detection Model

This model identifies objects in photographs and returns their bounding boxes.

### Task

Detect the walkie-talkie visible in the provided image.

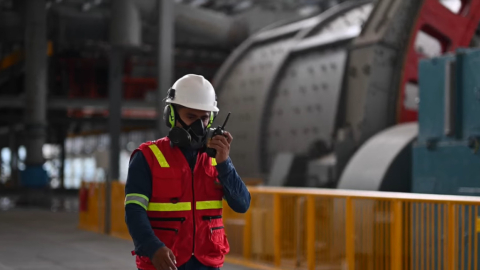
[206,112,231,158]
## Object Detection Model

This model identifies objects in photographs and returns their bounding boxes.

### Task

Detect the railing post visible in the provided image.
[391,200,403,270]
[273,194,282,267]
[243,197,252,260]
[307,195,316,270]
[448,203,456,270]
[296,197,305,267]
[345,197,355,270]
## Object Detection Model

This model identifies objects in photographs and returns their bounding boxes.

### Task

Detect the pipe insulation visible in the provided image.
[137,0,249,47]
[5,1,286,48]
[24,0,47,166]
[110,0,142,47]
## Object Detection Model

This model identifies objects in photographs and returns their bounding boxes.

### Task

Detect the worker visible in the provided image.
[124,74,251,270]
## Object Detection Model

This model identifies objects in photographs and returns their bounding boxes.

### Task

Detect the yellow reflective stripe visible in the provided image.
[125,193,149,202]
[207,112,214,128]
[125,201,147,211]
[148,202,191,211]
[148,144,170,168]
[125,193,149,210]
[196,200,223,210]
[211,158,217,166]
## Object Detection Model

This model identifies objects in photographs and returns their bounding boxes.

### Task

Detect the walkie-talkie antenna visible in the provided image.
[221,112,231,129]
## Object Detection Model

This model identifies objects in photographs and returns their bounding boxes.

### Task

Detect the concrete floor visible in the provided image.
[0,208,254,270]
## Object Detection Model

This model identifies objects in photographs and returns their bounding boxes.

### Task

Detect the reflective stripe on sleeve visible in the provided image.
[125,193,149,211]
[196,200,223,210]
[147,202,192,212]
[148,144,170,168]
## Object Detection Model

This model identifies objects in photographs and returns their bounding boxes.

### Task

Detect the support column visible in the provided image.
[59,127,67,190]
[8,126,18,187]
[23,0,48,188]
[156,0,174,138]
[106,0,140,235]
[106,47,123,235]
[108,0,137,183]
[108,48,122,182]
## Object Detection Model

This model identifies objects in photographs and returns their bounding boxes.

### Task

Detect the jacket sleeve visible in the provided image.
[216,157,251,213]
[125,151,165,260]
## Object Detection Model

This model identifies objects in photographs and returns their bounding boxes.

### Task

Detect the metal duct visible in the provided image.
[110,0,141,47]
[2,0,296,48]
[136,0,249,47]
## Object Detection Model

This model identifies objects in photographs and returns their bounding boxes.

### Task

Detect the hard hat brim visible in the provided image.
[167,99,219,112]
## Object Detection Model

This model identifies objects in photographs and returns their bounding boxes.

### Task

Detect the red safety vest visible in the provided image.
[131,137,229,270]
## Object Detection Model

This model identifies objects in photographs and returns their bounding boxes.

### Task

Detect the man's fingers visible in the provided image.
[212,136,229,148]
[208,142,222,151]
[158,261,168,270]
[165,255,177,270]
[209,140,227,150]
[169,250,177,265]
[224,131,233,143]
[208,140,221,147]
[215,135,229,146]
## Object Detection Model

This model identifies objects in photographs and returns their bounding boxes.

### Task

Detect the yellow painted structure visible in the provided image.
[78,182,105,233]
[79,183,480,270]
[0,41,53,71]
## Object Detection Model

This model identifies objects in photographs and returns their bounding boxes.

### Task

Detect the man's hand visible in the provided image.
[207,131,233,164]
[151,246,177,270]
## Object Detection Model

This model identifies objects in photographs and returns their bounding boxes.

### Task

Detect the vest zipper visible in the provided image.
[202,215,222,221]
[149,217,185,223]
[191,166,196,256]
[152,227,179,234]
[210,226,224,233]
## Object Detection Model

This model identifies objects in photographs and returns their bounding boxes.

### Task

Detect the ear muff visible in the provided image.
[207,111,216,129]
[163,104,176,128]
[164,103,217,129]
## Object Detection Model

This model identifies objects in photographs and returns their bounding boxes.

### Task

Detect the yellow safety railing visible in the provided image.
[79,183,480,270]
[78,181,105,233]
[226,187,480,270]
[78,181,130,239]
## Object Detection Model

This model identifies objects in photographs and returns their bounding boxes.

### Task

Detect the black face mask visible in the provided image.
[168,117,207,149]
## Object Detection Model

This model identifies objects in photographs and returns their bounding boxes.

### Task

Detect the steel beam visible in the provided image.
[156,0,174,138]
[0,97,156,110]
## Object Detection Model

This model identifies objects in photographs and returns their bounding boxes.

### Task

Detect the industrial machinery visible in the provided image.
[4,0,480,191]
[213,0,480,191]
[413,48,480,196]
[0,0,304,188]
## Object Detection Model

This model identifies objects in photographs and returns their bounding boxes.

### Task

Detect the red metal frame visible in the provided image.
[398,0,480,123]
[59,49,224,119]
[60,58,104,99]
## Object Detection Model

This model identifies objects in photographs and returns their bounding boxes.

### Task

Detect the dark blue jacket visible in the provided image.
[125,146,251,260]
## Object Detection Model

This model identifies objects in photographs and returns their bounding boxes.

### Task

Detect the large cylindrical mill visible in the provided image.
[213,0,480,190]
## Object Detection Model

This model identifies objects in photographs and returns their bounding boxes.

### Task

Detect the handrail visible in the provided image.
[79,182,480,270]
[248,186,480,203]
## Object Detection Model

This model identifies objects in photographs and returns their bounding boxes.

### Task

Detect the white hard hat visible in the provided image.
[166,74,219,112]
